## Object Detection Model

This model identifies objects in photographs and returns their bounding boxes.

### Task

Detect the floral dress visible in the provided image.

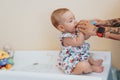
[57,32,90,74]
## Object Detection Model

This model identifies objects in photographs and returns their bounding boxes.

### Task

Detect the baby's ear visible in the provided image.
[57,25,65,32]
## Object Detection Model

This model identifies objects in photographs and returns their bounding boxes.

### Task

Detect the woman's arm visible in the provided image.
[104,27,120,40]
[78,22,120,41]
[95,18,120,27]
[63,32,85,46]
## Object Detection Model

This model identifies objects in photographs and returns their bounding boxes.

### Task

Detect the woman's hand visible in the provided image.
[77,21,97,36]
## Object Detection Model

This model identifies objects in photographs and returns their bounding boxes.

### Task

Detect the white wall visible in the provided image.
[0,0,120,69]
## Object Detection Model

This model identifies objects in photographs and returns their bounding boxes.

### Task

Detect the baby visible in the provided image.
[51,8,104,75]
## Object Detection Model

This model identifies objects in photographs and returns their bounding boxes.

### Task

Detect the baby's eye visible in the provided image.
[69,19,73,23]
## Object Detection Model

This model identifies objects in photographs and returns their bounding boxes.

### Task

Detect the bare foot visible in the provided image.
[92,66,104,73]
[92,59,103,66]
[88,56,103,66]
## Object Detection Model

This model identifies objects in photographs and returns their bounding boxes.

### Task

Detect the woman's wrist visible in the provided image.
[95,26,111,37]
[88,26,98,36]
[93,27,98,36]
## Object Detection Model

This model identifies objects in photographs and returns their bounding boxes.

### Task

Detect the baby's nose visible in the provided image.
[74,21,77,25]
[75,21,77,24]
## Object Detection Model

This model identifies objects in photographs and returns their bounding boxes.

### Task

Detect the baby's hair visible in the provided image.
[51,8,69,28]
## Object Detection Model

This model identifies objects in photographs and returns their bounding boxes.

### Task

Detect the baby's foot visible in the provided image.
[92,66,104,73]
[93,59,103,66]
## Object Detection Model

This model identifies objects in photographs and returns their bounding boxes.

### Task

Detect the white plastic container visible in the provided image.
[0,50,111,80]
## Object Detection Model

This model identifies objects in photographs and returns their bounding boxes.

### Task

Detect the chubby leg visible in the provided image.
[88,56,103,66]
[71,60,104,75]
[88,56,104,73]
[72,60,92,75]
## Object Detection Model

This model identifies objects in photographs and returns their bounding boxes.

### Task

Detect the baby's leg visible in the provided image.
[72,60,92,75]
[88,56,103,66]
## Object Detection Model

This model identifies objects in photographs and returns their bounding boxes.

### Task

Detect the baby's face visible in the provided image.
[60,11,77,33]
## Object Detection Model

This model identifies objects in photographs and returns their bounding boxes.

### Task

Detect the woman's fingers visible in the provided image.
[77,21,89,29]
[78,22,97,36]
[79,28,87,34]
[77,24,86,29]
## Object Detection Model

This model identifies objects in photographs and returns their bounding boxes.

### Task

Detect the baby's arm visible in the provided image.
[62,32,85,46]
[77,22,91,40]
[84,34,91,40]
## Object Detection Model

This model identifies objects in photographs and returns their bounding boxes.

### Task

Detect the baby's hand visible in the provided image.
[76,21,91,40]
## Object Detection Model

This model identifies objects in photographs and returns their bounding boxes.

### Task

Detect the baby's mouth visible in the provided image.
[75,25,78,28]
[75,26,79,35]
[75,25,78,31]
